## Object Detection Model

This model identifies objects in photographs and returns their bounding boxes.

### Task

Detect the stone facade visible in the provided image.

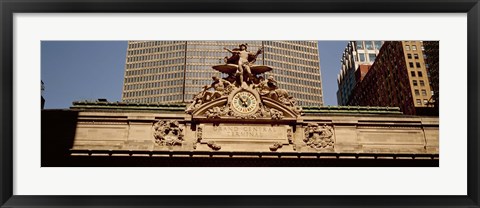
[64,103,438,159]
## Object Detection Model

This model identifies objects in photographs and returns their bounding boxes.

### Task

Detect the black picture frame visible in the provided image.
[1,0,479,207]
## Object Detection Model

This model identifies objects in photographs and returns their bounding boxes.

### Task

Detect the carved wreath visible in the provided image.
[304,123,334,149]
[153,120,184,146]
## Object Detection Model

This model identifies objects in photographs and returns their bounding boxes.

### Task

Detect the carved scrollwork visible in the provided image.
[269,108,284,120]
[207,141,221,151]
[153,120,184,146]
[269,142,283,151]
[202,103,285,120]
[231,107,259,119]
[304,123,334,149]
[245,104,284,120]
[194,125,221,151]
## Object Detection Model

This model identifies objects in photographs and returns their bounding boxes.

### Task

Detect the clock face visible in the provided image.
[232,91,258,114]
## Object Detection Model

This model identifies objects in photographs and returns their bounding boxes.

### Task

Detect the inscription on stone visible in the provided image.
[201,124,288,142]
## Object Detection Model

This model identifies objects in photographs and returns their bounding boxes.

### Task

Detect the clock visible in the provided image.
[231,91,258,115]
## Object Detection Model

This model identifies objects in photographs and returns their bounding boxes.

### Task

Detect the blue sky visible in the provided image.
[318,41,348,106]
[41,41,347,109]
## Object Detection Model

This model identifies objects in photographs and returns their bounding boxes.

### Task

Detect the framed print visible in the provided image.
[1,0,479,207]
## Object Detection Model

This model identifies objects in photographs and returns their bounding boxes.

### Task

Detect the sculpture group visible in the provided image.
[186,43,302,117]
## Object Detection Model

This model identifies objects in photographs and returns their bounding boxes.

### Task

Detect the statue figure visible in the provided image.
[185,75,234,113]
[185,93,203,113]
[266,75,278,90]
[223,44,263,84]
[254,76,296,106]
[254,76,271,96]
[202,75,234,102]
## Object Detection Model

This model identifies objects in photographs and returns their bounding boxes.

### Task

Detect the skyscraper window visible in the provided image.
[422,90,427,96]
[123,41,323,106]
[356,41,364,49]
[365,41,374,50]
[359,53,365,62]
[374,41,383,50]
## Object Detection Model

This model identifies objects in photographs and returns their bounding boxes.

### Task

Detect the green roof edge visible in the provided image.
[70,101,403,115]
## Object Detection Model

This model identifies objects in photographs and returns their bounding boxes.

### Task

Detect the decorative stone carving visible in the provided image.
[193,126,203,149]
[207,141,221,151]
[202,102,285,120]
[269,108,284,120]
[153,120,184,146]
[258,104,284,120]
[231,111,258,119]
[185,91,205,114]
[196,126,203,142]
[287,128,293,144]
[270,127,293,151]
[304,123,334,149]
[194,125,221,151]
[269,142,283,151]
[205,106,229,119]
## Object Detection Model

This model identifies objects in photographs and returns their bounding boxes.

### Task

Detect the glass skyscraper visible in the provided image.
[122,41,323,106]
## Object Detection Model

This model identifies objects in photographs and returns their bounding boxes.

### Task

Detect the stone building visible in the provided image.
[42,103,439,167]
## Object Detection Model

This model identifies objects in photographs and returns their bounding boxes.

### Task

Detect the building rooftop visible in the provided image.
[69,101,403,115]
[303,105,402,115]
[70,101,187,112]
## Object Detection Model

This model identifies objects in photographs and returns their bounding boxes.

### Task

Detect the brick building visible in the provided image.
[337,41,383,105]
[347,41,434,115]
